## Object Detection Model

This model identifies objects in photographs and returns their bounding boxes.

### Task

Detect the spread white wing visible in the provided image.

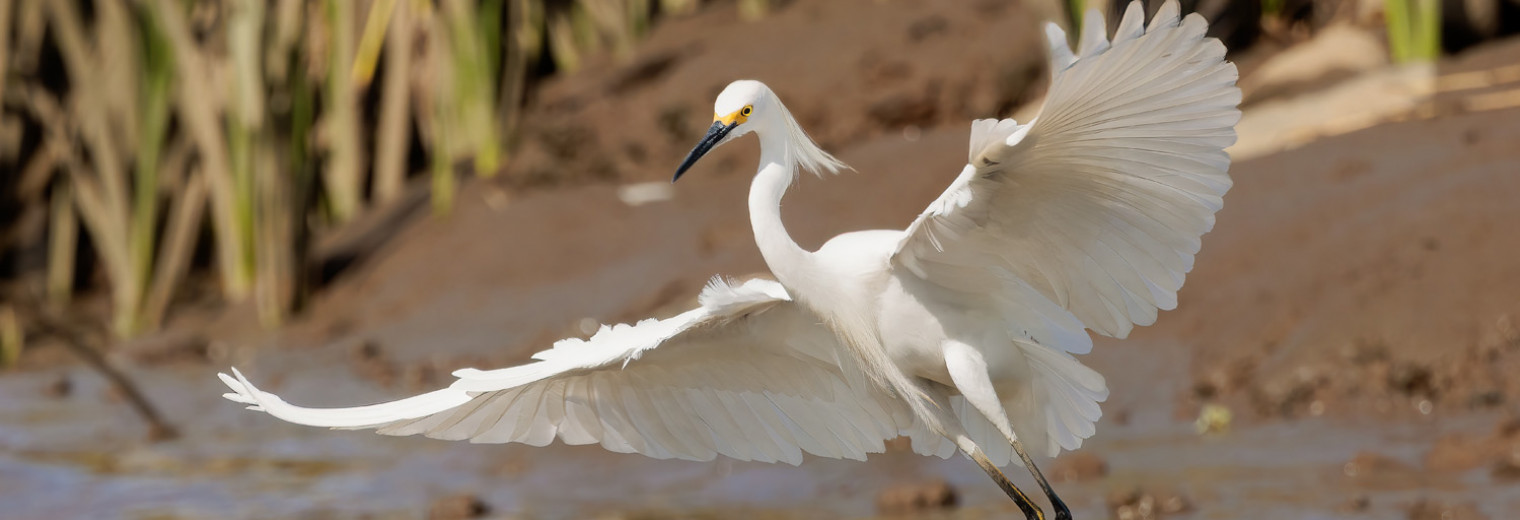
[893,1,1240,353]
[221,278,911,465]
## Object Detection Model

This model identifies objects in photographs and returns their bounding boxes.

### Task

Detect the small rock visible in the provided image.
[1050,452,1108,483]
[1106,486,1142,510]
[1158,492,1191,514]
[876,479,958,515]
[1387,363,1435,397]
[428,493,490,520]
[1339,494,1371,513]
[1107,486,1189,520]
[42,374,72,398]
[1491,447,1520,481]
[1494,416,1520,439]
[1194,403,1233,434]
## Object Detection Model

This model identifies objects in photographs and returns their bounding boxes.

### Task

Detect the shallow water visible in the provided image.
[4,349,1515,520]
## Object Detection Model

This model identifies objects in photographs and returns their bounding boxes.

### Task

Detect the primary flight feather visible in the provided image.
[222,3,1238,518]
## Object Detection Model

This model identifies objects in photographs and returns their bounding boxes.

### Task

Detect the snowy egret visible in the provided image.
[220,2,1238,518]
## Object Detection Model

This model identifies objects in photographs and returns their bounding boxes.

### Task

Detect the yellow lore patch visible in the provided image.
[715,104,753,126]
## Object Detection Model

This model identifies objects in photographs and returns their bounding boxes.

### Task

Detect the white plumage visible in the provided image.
[224,278,903,464]
[221,3,1237,516]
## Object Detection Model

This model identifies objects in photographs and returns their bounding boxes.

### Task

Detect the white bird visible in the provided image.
[220,2,1238,518]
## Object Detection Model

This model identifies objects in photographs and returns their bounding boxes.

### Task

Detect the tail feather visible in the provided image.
[1019,341,1108,456]
[956,341,1108,466]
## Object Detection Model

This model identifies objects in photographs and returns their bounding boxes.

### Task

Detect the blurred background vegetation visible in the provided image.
[0,0,719,345]
[0,0,1513,355]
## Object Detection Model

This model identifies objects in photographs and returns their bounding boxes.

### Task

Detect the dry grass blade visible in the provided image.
[43,0,129,242]
[11,0,44,75]
[254,137,294,327]
[354,0,399,88]
[47,178,77,308]
[0,306,20,368]
[375,0,413,202]
[142,167,207,332]
[0,0,13,107]
[152,0,251,299]
[546,8,581,73]
[323,0,366,222]
[497,0,543,149]
[660,0,697,16]
[123,6,175,336]
[737,0,770,21]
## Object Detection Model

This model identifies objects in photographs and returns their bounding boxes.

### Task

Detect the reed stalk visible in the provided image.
[372,0,412,202]
[1385,0,1440,63]
[323,0,365,222]
[152,0,252,300]
[9,0,674,339]
[0,306,19,368]
[47,178,77,309]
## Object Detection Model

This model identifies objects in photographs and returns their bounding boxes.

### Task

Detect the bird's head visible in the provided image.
[673,80,845,182]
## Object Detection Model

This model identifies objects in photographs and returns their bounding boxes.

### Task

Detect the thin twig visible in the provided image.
[30,311,180,442]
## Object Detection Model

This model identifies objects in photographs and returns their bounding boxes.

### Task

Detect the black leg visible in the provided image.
[1010,439,1071,520]
[969,446,1046,520]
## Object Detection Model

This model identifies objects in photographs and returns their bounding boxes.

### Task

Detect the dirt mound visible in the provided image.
[503,0,1048,188]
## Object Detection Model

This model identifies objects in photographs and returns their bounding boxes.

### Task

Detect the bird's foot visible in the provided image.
[1052,501,1072,520]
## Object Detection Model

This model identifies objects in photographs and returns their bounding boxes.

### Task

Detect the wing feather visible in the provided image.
[893,0,1239,347]
[890,0,1231,461]
[221,278,913,465]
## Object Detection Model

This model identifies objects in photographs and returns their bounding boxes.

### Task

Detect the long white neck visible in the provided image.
[748,132,813,290]
[744,109,942,434]
[746,120,941,433]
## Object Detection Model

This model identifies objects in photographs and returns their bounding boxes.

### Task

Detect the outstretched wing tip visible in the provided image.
[215,280,911,464]
[896,0,1239,345]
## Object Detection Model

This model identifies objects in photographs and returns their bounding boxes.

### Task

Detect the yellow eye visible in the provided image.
[741,105,753,117]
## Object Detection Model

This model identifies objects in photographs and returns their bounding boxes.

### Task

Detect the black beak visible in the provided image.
[673,121,737,182]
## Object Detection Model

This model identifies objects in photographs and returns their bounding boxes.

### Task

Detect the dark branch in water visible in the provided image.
[30,312,179,442]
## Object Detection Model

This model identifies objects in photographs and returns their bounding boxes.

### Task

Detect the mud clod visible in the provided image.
[428,493,491,520]
[42,374,72,398]
[1107,486,1190,520]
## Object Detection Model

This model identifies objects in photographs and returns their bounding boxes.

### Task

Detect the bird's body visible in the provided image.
[784,226,1037,422]
[222,3,1238,517]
